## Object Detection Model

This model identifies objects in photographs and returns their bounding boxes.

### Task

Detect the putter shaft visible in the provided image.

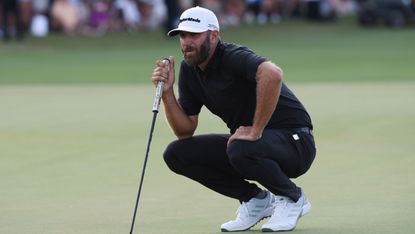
[129,58,170,234]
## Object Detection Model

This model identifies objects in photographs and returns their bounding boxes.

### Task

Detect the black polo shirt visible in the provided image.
[178,41,312,133]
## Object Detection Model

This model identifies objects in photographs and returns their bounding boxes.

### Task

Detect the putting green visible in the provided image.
[1,82,414,233]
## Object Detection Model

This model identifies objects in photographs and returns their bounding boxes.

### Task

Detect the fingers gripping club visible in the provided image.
[152,58,170,113]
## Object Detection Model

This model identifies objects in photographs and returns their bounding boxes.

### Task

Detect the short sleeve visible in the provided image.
[225,45,267,82]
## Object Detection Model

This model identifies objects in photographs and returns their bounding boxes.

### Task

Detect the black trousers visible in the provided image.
[163,128,316,202]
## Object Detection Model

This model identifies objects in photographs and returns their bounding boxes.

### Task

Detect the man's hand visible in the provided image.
[227,126,262,146]
[151,56,175,93]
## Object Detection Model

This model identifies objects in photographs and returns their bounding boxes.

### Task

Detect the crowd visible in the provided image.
[0,0,414,41]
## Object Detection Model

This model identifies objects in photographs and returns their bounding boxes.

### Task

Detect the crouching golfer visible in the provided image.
[151,6,316,232]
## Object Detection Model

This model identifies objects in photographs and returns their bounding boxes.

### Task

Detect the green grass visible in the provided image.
[1,19,415,233]
[1,83,414,233]
[1,19,414,84]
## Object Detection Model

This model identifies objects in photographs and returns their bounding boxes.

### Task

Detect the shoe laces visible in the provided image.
[235,195,269,220]
[270,196,289,218]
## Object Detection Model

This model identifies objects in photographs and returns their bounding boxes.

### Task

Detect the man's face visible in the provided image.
[179,31,211,66]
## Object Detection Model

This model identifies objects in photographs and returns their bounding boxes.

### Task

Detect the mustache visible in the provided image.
[182,46,195,53]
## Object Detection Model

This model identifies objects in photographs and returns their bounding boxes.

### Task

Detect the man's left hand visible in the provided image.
[227,126,262,146]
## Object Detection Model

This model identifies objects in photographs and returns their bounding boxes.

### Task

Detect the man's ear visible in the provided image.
[211,30,219,42]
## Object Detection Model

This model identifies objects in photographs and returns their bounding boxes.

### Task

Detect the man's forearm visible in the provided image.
[252,62,283,136]
[162,89,197,139]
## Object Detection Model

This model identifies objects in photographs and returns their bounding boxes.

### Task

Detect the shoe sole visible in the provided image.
[221,215,270,232]
[261,200,311,232]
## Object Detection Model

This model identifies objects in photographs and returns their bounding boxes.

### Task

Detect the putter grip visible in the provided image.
[152,58,170,112]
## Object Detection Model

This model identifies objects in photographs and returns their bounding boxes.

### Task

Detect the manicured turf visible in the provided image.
[1,82,414,233]
[1,18,414,233]
[1,19,414,84]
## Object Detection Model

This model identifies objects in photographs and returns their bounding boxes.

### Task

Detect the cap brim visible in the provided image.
[167,25,208,37]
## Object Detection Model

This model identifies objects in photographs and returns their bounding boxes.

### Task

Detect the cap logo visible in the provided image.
[208,24,218,30]
[180,17,201,23]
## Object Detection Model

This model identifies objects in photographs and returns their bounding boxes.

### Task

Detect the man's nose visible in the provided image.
[181,37,191,46]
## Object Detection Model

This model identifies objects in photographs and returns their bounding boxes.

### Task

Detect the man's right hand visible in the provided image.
[151,56,175,93]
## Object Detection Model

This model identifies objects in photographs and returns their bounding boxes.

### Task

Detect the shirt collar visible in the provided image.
[203,40,223,71]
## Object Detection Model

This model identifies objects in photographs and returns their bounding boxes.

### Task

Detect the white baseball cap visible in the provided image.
[167,6,220,37]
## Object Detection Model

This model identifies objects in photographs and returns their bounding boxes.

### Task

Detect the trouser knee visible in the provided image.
[163,139,186,174]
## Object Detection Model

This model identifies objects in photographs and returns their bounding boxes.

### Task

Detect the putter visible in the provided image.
[129,58,169,234]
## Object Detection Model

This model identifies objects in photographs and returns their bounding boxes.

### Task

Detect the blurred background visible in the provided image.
[1,0,415,40]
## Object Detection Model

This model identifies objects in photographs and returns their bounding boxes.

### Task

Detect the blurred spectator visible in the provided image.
[222,0,246,26]
[20,0,32,31]
[330,0,357,17]
[88,0,111,35]
[137,0,166,30]
[113,0,141,31]
[163,0,179,33]
[32,0,50,14]
[302,0,336,21]
[256,0,282,24]
[2,0,413,39]
[357,0,415,28]
[30,0,51,37]
[30,14,48,36]
[1,0,24,41]
[50,0,83,35]
[279,0,303,19]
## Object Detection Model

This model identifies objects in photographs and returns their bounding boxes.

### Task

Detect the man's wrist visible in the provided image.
[162,88,175,100]
[251,127,263,139]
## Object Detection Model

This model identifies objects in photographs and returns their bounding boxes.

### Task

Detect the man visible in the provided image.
[151,6,316,232]
[1,0,24,41]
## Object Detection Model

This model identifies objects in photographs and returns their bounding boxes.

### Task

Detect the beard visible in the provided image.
[182,33,211,66]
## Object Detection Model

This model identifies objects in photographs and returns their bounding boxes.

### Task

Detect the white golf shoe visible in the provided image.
[221,191,275,232]
[261,190,311,232]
